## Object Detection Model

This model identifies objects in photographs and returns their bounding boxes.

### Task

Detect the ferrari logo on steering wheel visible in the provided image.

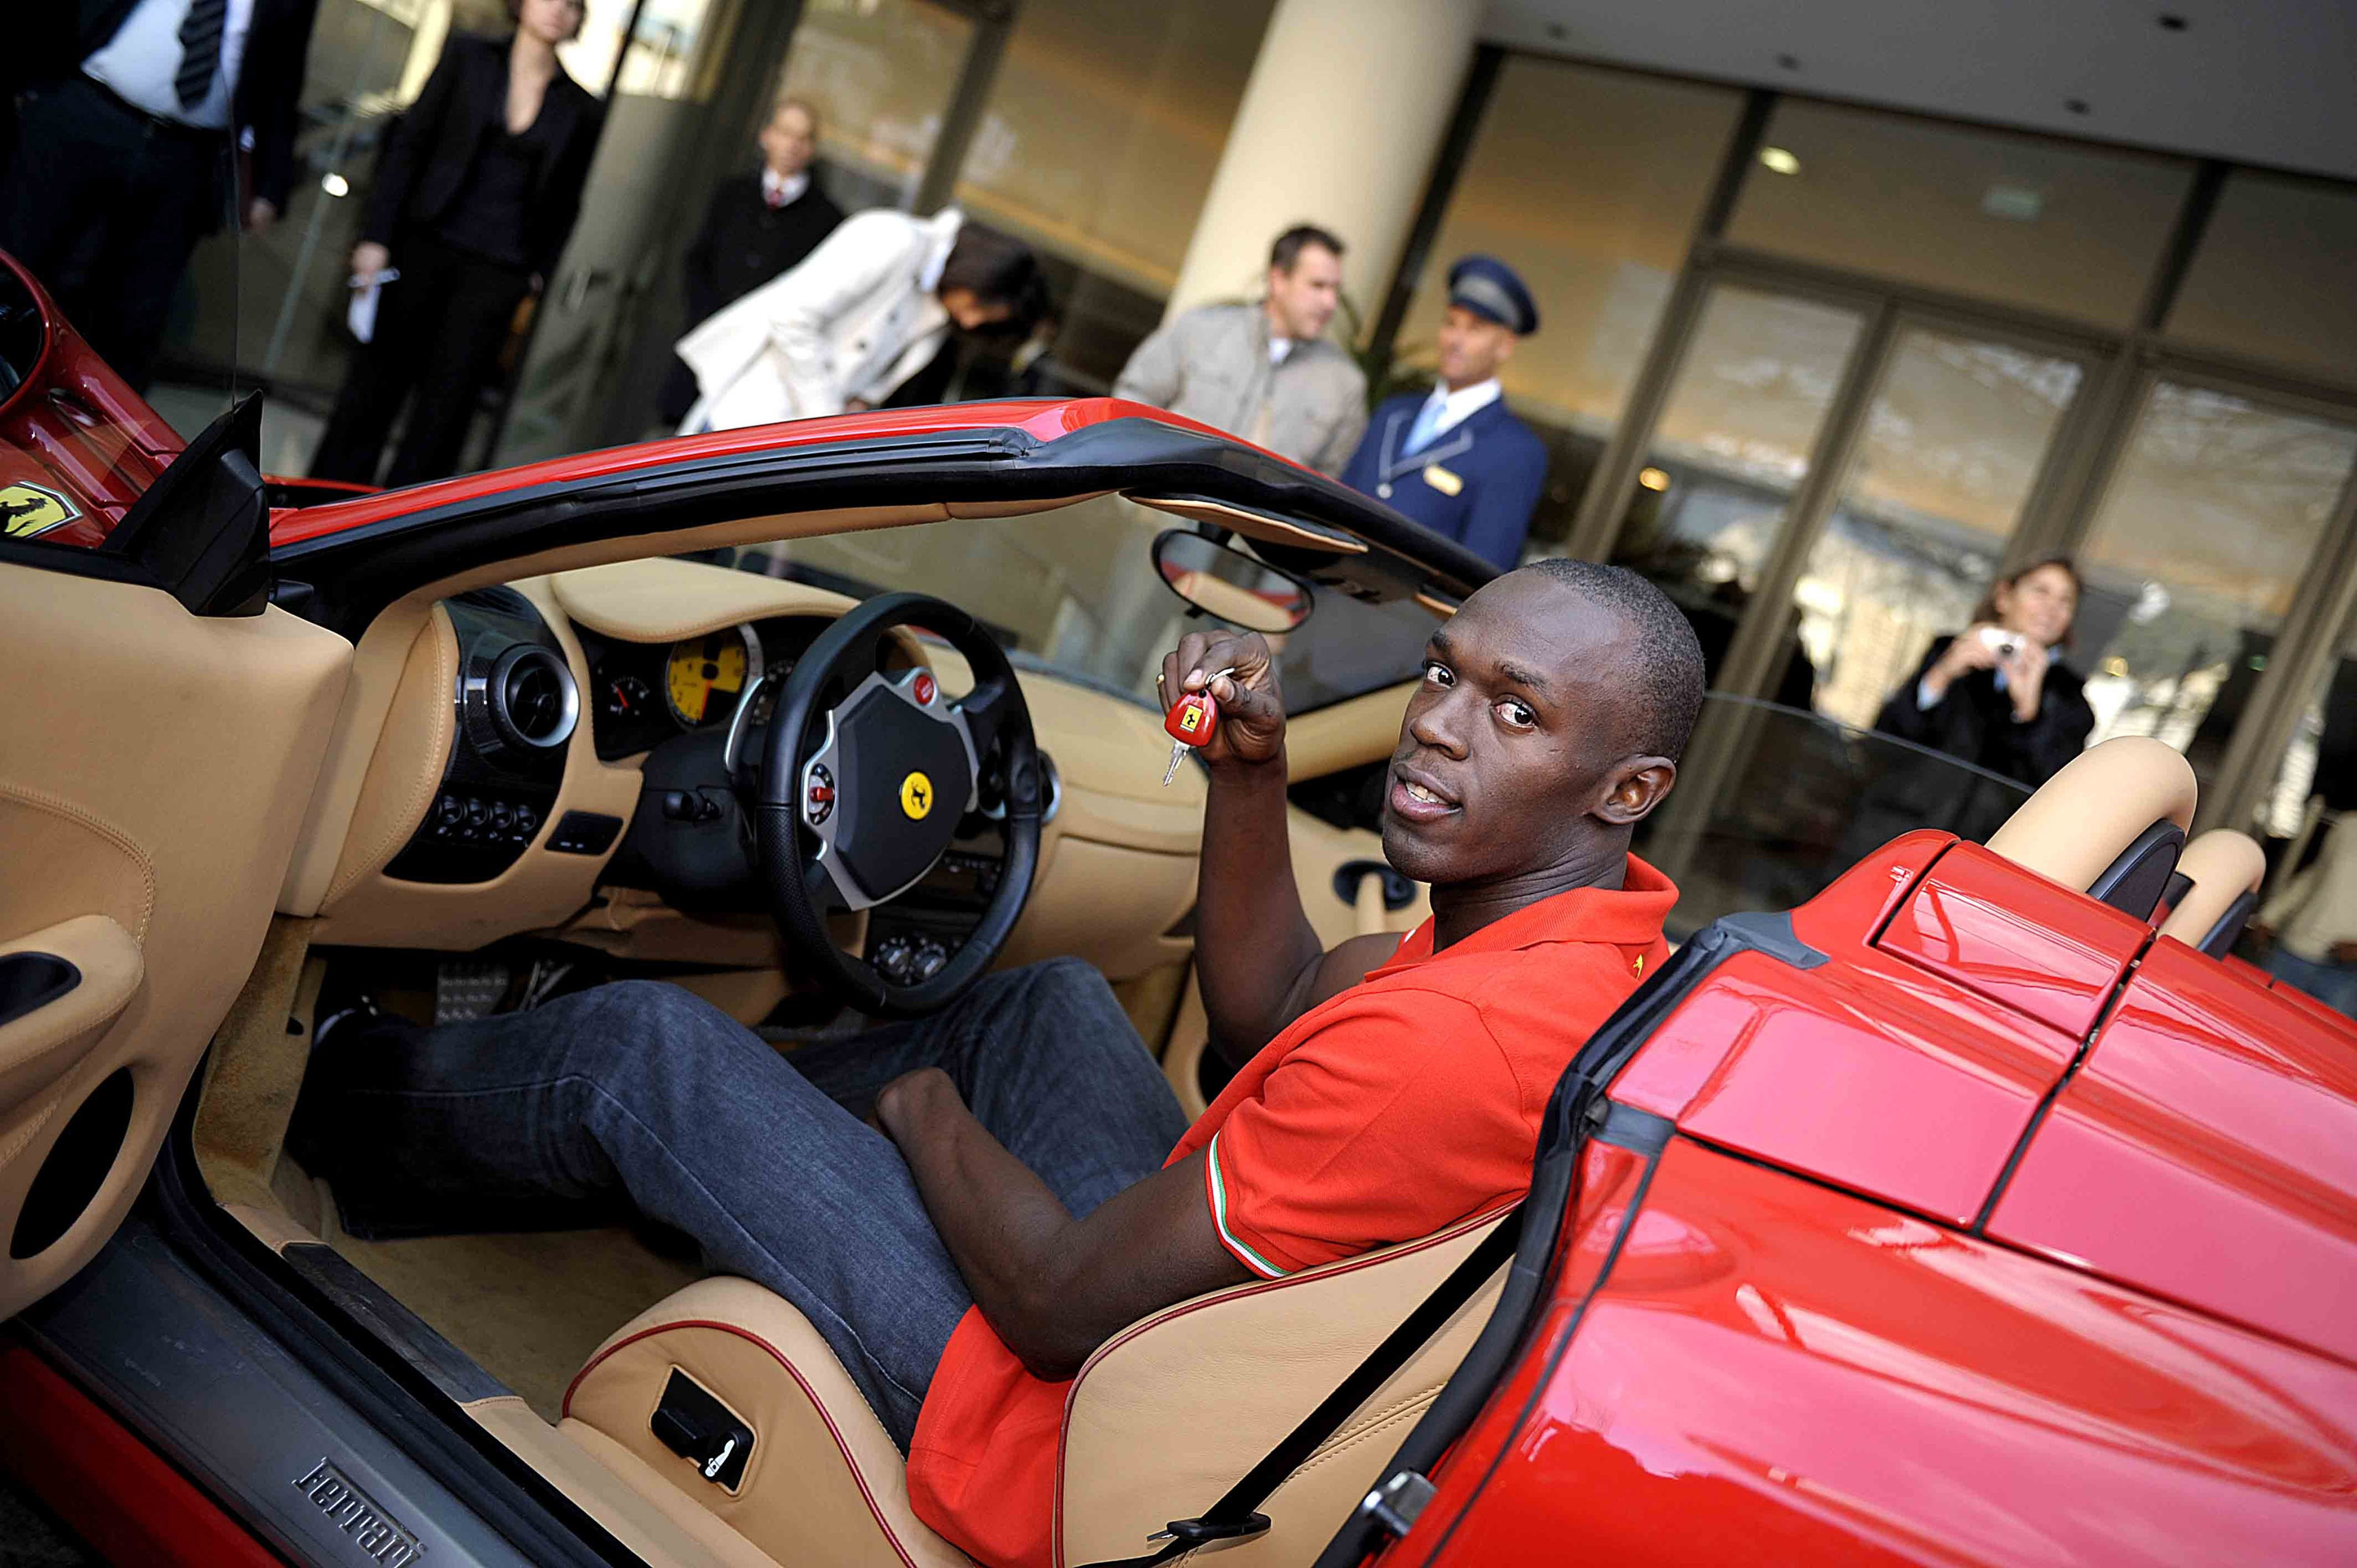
[899,771,935,821]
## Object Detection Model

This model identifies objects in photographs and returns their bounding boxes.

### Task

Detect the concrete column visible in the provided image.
[1164,0,1479,332]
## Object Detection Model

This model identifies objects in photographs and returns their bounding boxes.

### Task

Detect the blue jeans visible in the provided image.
[2263,947,2357,1019]
[285,959,1190,1448]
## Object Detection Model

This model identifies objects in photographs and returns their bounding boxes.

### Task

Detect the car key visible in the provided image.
[1161,667,1234,786]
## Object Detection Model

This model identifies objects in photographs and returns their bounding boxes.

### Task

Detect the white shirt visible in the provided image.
[1267,337,1293,367]
[761,169,811,208]
[83,0,255,130]
[1413,377,1503,442]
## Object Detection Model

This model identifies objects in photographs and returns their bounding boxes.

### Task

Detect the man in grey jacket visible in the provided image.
[1115,225,1368,476]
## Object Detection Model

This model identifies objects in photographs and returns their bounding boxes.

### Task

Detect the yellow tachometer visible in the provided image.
[665,630,756,726]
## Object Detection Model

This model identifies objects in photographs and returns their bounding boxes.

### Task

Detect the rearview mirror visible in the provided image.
[1150,529,1314,635]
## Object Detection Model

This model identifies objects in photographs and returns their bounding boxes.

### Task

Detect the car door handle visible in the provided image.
[0,916,142,1116]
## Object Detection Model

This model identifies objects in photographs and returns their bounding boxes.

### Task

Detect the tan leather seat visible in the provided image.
[2159,829,2267,953]
[1987,735,2197,895]
[563,1211,1508,1567]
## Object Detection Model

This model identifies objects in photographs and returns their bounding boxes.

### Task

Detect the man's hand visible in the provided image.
[244,197,278,233]
[1159,628,1285,770]
[874,1065,954,1138]
[350,240,391,284]
[872,1064,1248,1379]
[2330,940,2357,965]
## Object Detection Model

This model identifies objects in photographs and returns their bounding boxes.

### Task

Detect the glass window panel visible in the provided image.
[1395,59,1744,553]
[1798,328,2084,727]
[1610,285,1864,691]
[2079,382,2357,796]
[712,495,1435,710]
[951,0,1274,299]
[2168,173,2357,383]
[174,0,465,460]
[947,0,1276,395]
[776,0,977,210]
[2256,615,2357,849]
[1727,101,2194,328]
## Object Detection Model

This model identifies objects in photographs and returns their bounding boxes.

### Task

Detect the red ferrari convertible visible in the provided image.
[1,247,2352,1568]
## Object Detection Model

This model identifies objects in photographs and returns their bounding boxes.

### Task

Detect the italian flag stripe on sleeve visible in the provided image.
[1204,1130,1288,1278]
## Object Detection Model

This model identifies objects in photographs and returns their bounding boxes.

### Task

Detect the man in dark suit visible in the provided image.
[657,97,844,425]
[1341,255,1549,573]
[0,0,318,388]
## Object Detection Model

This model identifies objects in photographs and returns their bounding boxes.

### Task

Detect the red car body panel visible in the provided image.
[1989,935,2357,1364]
[0,1343,278,1566]
[1406,1139,2357,1568]
[1392,840,2357,1566]
[0,254,179,547]
[1615,834,2098,1226]
[1872,840,2149,1039]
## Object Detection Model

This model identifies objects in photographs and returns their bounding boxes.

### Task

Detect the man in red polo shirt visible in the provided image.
[291,559,1704,1567]
[883,559,1703,1561]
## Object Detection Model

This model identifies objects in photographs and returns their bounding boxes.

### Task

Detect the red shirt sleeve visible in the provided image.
[1202,988,1527,1277]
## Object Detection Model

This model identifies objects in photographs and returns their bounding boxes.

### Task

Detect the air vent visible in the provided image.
[489,646,577,749]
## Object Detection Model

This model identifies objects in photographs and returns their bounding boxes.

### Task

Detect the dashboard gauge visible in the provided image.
[665,626,764,727]
[603,674,654,720]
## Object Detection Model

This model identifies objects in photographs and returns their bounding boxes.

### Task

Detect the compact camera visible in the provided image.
[1978,626,2025,659]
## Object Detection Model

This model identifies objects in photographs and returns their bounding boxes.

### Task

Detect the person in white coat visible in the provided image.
[674,207,1044,432]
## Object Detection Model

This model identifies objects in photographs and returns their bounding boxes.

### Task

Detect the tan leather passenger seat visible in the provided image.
[563,1211,1507,1566]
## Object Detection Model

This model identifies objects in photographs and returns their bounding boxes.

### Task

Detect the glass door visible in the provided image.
[1791,323,2088,728]
[2074,379,2357,801]
[1607,281,1869,697]
[493,0,989,465]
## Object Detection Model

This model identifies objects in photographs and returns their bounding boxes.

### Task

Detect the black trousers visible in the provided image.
[310,232,531,486]
[0,77,229,390]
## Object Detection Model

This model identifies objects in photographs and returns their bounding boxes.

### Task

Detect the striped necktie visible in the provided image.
[175,0,230,110]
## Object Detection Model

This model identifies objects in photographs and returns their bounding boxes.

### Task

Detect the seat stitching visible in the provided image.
[0,782,156,942]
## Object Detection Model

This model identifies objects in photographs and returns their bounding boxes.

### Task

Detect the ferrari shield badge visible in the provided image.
[0,482,79,539]
[900,771,934,820]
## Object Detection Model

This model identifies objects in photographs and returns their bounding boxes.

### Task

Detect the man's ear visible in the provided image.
[1595,757,1677,826]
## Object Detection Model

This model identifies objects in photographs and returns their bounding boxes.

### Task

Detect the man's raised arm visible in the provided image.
[1161,630,1402,1067]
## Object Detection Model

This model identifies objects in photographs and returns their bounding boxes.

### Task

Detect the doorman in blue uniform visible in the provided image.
[1341,255,1547,571]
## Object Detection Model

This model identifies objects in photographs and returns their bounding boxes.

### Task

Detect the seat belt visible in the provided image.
[1078,1207,1523,1568]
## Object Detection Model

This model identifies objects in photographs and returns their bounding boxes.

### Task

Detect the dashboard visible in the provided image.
[308,558,1229,984]
[576,617,827,760]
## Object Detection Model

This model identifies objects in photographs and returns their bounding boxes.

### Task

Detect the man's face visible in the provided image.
[1266,244,1343,342]
[1380,574,1647,886]
[1433,304,1516,390]
[760,104,817,181]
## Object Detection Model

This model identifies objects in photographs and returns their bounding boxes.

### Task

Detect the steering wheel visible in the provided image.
[746,592,1043,1017]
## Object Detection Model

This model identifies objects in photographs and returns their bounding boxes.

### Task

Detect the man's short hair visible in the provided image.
[1269,225,1344,274]
[772,95,820,138]
[1523,559,1706,760]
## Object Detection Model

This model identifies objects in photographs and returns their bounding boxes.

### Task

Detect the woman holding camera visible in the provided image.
[1874,556,2095,788]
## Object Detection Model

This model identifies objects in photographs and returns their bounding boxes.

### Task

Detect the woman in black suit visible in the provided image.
[311,0,602,485]
[1875,555,2097,788]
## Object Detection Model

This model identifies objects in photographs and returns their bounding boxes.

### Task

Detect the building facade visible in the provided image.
[174,0,2357,873]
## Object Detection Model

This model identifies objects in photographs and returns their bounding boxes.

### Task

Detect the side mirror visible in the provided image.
[1150,529,1314,635]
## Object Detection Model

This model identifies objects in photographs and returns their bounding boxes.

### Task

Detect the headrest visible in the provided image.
[2159,829,2267,958]
[1986,737,2196,896]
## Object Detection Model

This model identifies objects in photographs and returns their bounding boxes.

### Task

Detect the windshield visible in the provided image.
[709,493,1445,713]
[1634,694,2033,939]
